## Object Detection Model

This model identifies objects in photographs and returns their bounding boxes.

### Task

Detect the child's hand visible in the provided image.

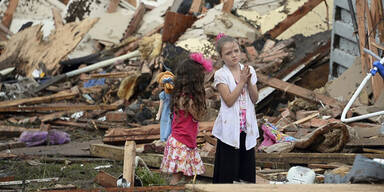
[240,65,251,84]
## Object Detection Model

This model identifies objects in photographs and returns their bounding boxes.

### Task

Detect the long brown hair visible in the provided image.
[172,58,207,119]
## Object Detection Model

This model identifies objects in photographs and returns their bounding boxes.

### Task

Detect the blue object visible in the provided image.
[83,76,105,88]
[373,60,384,79]
[159,91,172,141]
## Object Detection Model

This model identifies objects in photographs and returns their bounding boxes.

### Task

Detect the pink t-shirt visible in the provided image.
[171,110,198,148]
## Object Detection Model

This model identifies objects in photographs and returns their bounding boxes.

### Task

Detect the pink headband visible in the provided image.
[216,33,225,42]
[189,53,213,72]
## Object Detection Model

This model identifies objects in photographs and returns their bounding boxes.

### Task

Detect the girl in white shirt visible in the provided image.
[212,34,259,183]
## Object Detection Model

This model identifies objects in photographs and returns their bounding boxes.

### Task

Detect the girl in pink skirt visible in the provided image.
[160,52,212,185]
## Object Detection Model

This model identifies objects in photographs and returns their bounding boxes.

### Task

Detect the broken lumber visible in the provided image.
[122,3,145,40]
[52,8,63,28]
[0,104,120,113]
[103,122,214,143]
[257,72,344,109]
[266,0,325,39]
[123,141,136,187]
[0,86,103,108]
[94,171,117,188]
[1,0,19,28]
[0,125,39,137]
[356,0,370,74]
[255,153,384,166]
[0,18,99,77]
[222,0,234,13]
[0,177,59,186]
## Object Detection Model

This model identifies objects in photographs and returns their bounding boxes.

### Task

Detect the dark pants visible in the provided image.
[213,132,256,183]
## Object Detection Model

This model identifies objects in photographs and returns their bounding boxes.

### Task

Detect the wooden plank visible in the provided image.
[123,141,136,187]
[0,125,39,137]
[282,112,319,129]
[0,104,119,113]
[257,73,344,109]
[0,86,100,108]
[94,171,117,188]
[51,8,63,28]
[222,0,234,13]
[0,178,59,186]
[363,148,384,154]
[347,137,384,147]
[308,164,340,169]
[186,184,384,192]
[256,153,384,165]
[90,144,125,161]
[356,0,370,74]
[366,0,384,100]
[2,0,19,28]
[122,3,145,40]
[266,0,324,39]
[103,122,214,143]
[82,72,135,80]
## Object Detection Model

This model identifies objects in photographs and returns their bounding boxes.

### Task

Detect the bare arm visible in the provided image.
[217,82,246,107]
[217,65,251,107]
[247,66,259,104]
[247,83,258,104]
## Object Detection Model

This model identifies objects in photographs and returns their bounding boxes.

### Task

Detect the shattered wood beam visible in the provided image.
[266,0,324,39]
[122,3,145,40]
[0,18,99,77]
[257,73,344,109]
[222,0,234,13]
[123,141,136,187]
[0,104,120,112]
[52,8,63,28]
[356,0,370,74]
[0,86,101,108]
[2,0,19,28]
[107,0,120,13]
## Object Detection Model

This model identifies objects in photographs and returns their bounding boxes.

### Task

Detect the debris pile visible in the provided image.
[0,0,384,190]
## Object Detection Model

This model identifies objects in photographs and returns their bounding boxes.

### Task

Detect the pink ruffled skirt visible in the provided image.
[160,136,205,176]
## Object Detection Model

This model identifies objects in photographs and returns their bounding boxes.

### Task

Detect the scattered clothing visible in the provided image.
[19,129,70,147]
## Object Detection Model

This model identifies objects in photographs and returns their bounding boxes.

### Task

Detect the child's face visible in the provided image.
[221,41,241,67]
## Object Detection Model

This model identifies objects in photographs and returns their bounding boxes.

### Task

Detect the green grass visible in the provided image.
[0,159,170,191]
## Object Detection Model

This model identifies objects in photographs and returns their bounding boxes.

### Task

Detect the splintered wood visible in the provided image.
[0,18,99,77]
